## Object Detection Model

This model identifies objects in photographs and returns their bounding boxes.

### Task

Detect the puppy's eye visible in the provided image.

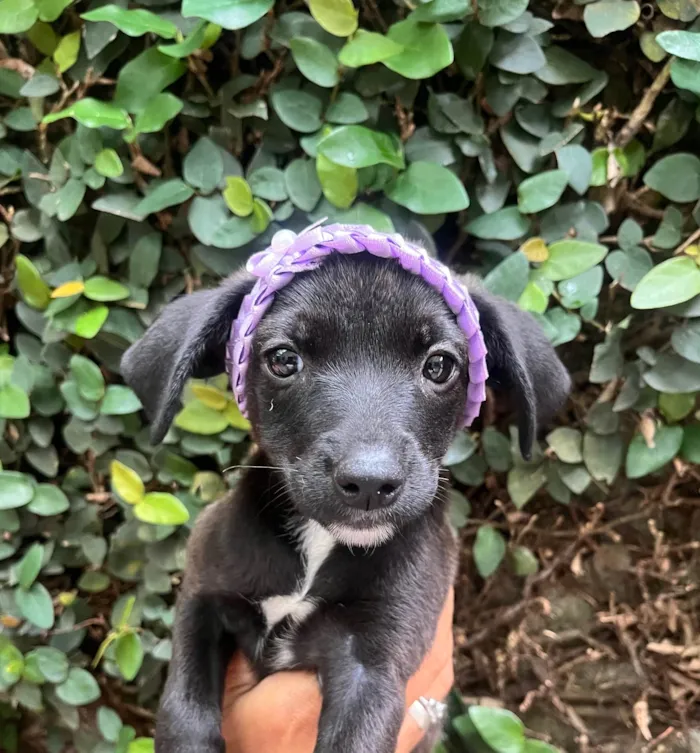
[423,353,455,384]
[267,348,303,378]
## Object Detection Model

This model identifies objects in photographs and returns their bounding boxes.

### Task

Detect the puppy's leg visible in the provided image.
[156,594,254,753]
[294,618,409,753]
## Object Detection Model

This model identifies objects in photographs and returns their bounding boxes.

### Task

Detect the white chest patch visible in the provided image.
[260,520,335,631]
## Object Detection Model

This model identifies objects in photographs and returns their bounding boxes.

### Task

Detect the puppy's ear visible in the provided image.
[465,276,571,460]
[120,270,255,444]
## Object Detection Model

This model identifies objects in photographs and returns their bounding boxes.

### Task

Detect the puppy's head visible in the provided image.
[121,253,569,545]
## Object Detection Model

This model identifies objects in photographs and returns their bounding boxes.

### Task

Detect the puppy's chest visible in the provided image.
[257,521,337,669]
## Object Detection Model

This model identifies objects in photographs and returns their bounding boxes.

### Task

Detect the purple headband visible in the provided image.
[225,222,489,427]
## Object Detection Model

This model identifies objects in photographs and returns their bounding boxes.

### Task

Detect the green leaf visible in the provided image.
[468,706,525,753]
[517,169,568,214]
[483,252,529,302]
[555,145,592,195]
[0,0,38,33]
[477,0,528,26]
[643,153,700,202]
[35,0,70,22]
[43,98,130,129]
[0,641,24,687]
[0,472,35,510]
[81,5,179,39]
[111,460,145,505]
[490,31,545,75]
[270,89,324,133]
[626,424,683,478]
[290,37,339,88]
[182,137,224,193]
[659,392,695,422]
[466,206,529,240]
[27,484,70,516]
[507,464,547,508]
[83,276,130,302]
[316,153,357,209]
[338,29,403,67]
[16,582,54,629]
[114,632,143,681]
[384,20,453,79]
[631,257,700,310]
[309,0,358,36]
[101,385,143,416]
[539,240,608,281]
[248,167,287,201]
[524,741,560,753]
[605,246,653,292]
[387,162,469,214]
[681,424,700,463]
[285,158,322,212]
[74,305,109,339]
[188,195,255,248]
[31,646,68,683]
[670,57,700,95]
[94,149,123,179]
[134,492,190,525]
[20,72,60,97]
[56,667,101,706]
[182,0,273,28]
[473,526,506,577]
[130,93,183,138]
[16,259,49,312]
[175,400,229,434]
[17,543,43,590]
[656,30,700,61]
[511,546,539,576]
[672,321,700,363]
[455,20,494,79]
[546,427,583,463]
[113,48,186,114]
[325,92,369,125]
[135,179,194,215]
[583,431,623,483]
[443,432,477,466]
[15,256,50,310]
[53,31,81,73]
[643,353,700,393]
[251,198,272,233]
[98,707,123,742]
[482,427,513,471]
[128,739,155,753]
[318,125,405,170]
[223,176,254,216]
[536,46,598,85]
[0,384,30,419]
[158,19,209,58]
[70,355,105,401]
[583,0,640,38]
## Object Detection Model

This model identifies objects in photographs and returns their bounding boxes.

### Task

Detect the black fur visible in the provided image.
[121,254,570,753]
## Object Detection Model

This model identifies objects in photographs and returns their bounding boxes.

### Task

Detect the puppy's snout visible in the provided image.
[333,446,404,511]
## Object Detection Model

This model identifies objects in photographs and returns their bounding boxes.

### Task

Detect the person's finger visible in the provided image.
[222,652,259,711]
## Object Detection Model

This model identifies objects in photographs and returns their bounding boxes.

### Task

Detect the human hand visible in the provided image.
[221,588,454,753]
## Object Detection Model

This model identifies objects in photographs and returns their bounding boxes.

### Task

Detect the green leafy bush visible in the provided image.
[1,0,700,750]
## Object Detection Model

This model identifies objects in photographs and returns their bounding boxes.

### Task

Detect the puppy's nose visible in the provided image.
[333,446,404,511]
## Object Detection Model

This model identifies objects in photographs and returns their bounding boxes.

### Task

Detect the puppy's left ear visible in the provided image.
[465,276,571,460]
[120,269,255,444]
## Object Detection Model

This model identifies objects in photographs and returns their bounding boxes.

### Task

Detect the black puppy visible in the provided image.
[121,253,570,753]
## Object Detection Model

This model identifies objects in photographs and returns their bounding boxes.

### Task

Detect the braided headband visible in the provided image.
[225,222,489,428]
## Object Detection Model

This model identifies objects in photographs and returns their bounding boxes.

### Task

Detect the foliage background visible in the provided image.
[2,0,700,750]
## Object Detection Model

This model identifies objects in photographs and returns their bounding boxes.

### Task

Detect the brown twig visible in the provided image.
[674,226,700,256]
[615,60,672,148]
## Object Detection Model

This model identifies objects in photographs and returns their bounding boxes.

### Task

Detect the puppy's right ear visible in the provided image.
[120,270,254,444]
